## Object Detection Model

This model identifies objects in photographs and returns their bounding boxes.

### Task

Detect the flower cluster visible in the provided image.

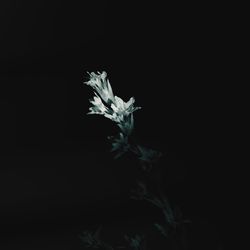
[85,71,141,136]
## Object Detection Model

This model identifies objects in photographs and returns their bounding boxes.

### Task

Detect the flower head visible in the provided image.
[87,93,108,115]
[85,71,141,136]
[85,71,115,105]
[110,96,141,123]
[111,96,140,119]
[109,96,141,135]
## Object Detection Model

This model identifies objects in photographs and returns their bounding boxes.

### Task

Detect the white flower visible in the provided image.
[87,93,108,115]
[84,71,115,104]
[110,96,141,123]
[109,96,141,135]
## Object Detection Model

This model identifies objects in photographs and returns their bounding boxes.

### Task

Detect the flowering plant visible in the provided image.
[81,71,189,250]
[84,71,162,168]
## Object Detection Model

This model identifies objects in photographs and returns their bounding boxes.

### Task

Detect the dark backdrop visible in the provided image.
[0,1,228,249]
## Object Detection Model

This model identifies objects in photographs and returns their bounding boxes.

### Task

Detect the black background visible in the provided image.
[0,1,229,249]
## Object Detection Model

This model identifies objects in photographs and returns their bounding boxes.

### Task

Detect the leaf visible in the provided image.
[154,223,168,237]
